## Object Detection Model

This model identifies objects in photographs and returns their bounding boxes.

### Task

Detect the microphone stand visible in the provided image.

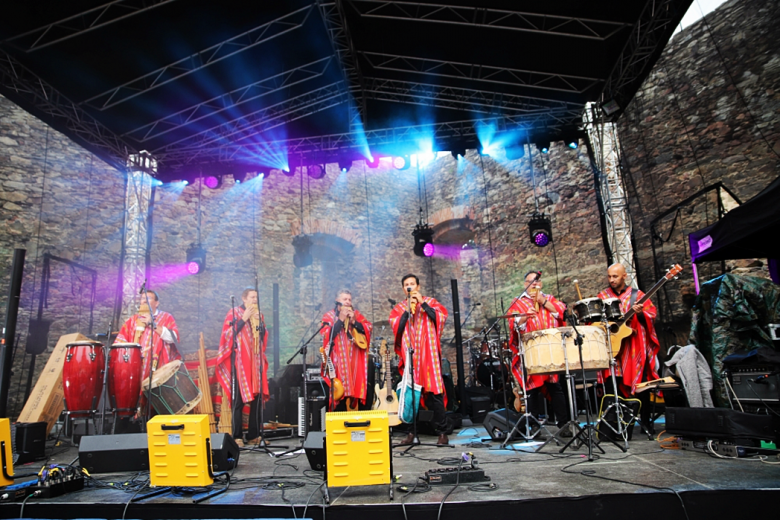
[251,276,280,453]
[142,285,157,428]
[228,297,240,443]
[274,321,327,458]
[398,290,452,453]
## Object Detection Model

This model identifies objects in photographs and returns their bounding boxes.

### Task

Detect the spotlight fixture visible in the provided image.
[601,99,620,116]
[505,145,525,160]
[182,180,190,186]
[292,234,313,267]
[152,179,164,187]
[203,175,222,189]
[307,164,326,179]
[392,156,410,171]
[450,146,466,159]
[338,158,353,173]
[282,167,295,177]
[412,222,435,257]
[528,214,552,248]
[567,141,579,149]
[186,244,206,274]
[366,156,381,168]
[535,141,550,154]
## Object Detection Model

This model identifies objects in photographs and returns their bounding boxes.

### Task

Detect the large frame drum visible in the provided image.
[108,343,142,417]
[141,360,202,415]
[62,341,105,417]
[522,326,609,375]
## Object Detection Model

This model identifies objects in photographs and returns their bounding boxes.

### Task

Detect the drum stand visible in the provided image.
[500,321,558,451]
[594,315,652,445]
[558,321,607,460]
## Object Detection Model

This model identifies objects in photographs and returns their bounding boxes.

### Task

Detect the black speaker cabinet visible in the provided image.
[304,431,326,471]
[79,433,149,474]
[482,408,522,440]
[727,365,780,403]
[665,407,780,444]
[14,422,46,464]
[210,433,240,471]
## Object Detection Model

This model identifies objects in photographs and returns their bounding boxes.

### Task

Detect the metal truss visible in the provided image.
[600,0,689,111]
[81,4,315,110]
[0,49,132,171]
[317,1,366,123]
[361,51,602,94]
[3,0,176,52]
[584,103,637,287]
[154,112,578,167]
[352,1,629,41]
[363,77,583,117]
[124,56,336,143]
[153,82,352,164]
[121,153,155,321]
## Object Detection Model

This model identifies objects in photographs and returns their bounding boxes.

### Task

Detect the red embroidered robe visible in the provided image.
[216,307,269,406]
[116,310,180,382]
[389,297,448,396]
[598,287,660,394]
[507,293,566,391]
[320,309,373,406]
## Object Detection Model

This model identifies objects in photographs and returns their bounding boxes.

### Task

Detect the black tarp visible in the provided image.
[689,176,780,263]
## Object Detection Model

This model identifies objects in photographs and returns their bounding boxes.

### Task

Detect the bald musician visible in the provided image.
[598,263,661,431]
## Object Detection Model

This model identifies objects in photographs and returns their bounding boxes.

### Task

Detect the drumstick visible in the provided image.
[574,279,583,301]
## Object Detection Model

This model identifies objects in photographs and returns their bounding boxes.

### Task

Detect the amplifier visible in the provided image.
[79,433,149,474]
[325,410,391,488]
[727,365,780,402]
[147,415,212,487]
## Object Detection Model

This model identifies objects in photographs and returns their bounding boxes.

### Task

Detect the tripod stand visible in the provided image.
[500,320,558,451]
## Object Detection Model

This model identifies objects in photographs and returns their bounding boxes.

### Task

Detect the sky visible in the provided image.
[674,0,729,34]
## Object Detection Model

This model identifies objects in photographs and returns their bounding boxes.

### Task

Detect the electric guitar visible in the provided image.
[607,264,683,355]
[372,339,401,426]
[320,344,345,402]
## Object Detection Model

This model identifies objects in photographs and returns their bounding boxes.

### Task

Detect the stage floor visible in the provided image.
[4,418,780,519]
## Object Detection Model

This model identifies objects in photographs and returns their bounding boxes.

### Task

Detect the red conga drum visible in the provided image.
[62,341,105,417]
[108,343,142,417]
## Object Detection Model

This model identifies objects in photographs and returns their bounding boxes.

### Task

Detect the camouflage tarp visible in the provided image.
[689,273,780,406]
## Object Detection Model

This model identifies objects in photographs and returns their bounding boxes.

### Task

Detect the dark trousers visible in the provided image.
[527,381,569,427]
[232,392,261,441]
[423,392,448,435]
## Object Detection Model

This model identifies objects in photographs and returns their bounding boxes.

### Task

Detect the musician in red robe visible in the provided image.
[390,274,449,445]
[598,263,660,430]
[216,288,269,443]
[506,271,570,434]
[320,289,372,411]
[116,290,180,383]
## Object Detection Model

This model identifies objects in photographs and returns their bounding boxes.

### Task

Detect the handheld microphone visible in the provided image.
[474,302,482,306]
[388,298,397,306]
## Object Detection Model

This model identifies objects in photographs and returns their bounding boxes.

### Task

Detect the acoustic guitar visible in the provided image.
[607,264,683,355]
[372,339,401,426]
[319,344,345,401]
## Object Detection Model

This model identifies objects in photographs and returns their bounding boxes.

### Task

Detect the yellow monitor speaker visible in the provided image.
[325,410,391,488]
[147,414,213,488]
[1,418,14,486]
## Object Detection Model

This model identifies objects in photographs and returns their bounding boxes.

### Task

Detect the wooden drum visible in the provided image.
[521,326,610,375]
[141,360,202,415]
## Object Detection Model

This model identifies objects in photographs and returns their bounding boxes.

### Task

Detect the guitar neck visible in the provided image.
[620,275,669,324]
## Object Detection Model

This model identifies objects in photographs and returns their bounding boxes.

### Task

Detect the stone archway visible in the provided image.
[430,205,476,245]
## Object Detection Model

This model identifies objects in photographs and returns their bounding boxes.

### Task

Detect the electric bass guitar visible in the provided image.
[607,264,683,355]
[372,339,401,426]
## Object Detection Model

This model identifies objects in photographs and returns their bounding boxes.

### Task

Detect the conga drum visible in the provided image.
[108,343,142,417]
[62,341,105,417]
[572,298,604,324]
[141,360,202,415]
[602,298,623,322]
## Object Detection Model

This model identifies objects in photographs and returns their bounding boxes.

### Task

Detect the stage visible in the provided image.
[3,419,780,520]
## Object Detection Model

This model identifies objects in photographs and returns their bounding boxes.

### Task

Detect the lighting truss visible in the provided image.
[4,0,176,52]
[123,56,336,143]
[361,51,602,95]
[351,1,629,41]
[0,48,133,171]
[81,4,315,110]
[317,0,367,122]
[599,0,690,117]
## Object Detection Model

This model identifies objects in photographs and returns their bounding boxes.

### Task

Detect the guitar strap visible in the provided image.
[628,288,638,308]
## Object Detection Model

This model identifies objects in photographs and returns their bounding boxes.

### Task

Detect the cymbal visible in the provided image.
[490,313,530,319]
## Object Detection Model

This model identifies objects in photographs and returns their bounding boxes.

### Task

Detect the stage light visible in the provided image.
[338,158,352,173]
[567,140,578,149]
[393,156,410,171]
[450,146,466,159]
[257,170,269,179]
[412,223,434,258]
[601,99,620,116]
[282,167,294,177]
[182,180,189,186]
[152,179,163,187]
[203,175,221,189]
[506,145,525,160]
[536,141,550,154]
[292,234,313,267]
[528,214,552,248]
[186,244,206,274]
[366,155,381,168]
[307,164,326,179]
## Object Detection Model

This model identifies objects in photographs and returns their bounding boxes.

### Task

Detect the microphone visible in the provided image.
[474,302,482,306]
[388,298,397,306]
[407,287,412,293]
[139,279,147,295]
